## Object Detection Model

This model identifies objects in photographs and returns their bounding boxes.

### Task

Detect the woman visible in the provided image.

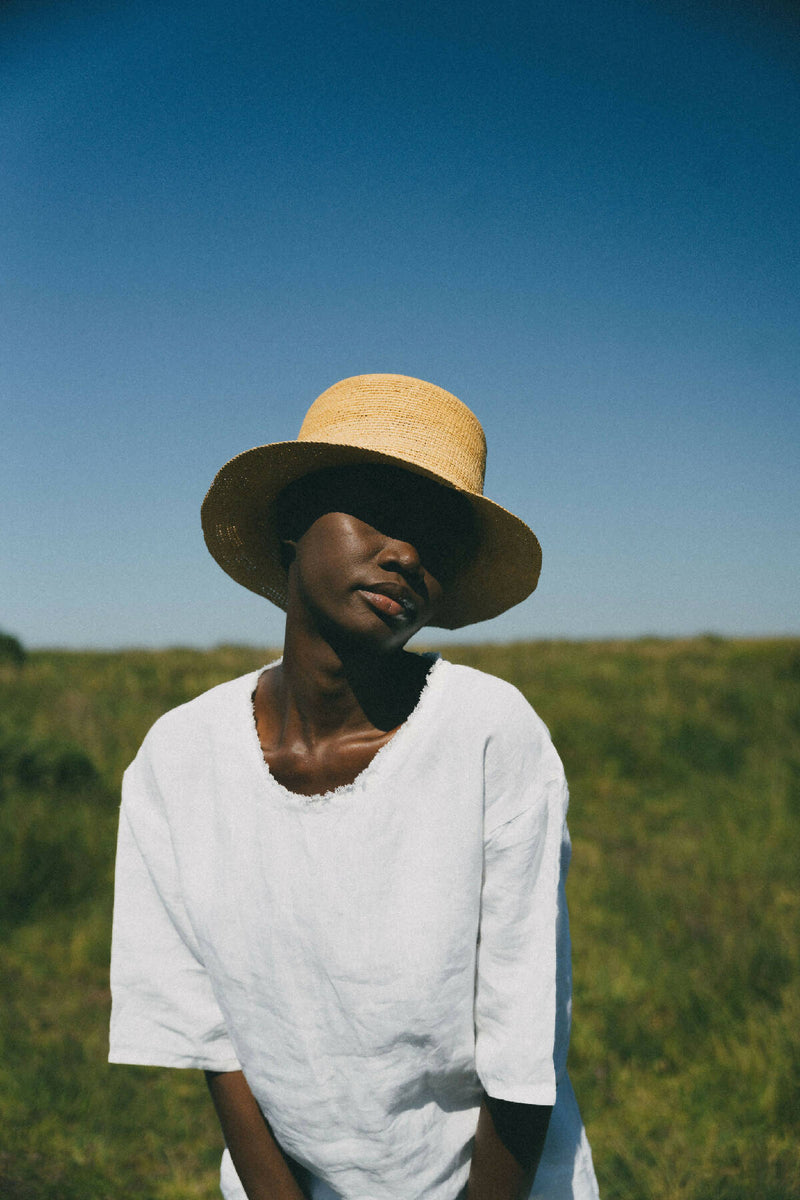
[109,374,599,1200]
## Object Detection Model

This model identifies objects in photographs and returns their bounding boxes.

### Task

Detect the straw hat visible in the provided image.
[201,374,541,629]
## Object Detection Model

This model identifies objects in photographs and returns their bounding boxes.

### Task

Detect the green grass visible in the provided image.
[1,637,798,1198]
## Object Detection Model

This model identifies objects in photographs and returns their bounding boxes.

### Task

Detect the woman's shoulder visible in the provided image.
[436,658,547,728]
[136,664,269,764]
[435,658,562,776]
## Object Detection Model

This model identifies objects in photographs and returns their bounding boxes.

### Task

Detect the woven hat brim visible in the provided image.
[201,441,541,630]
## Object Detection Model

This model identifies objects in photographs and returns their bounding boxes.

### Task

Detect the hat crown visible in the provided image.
[297,374,487,495]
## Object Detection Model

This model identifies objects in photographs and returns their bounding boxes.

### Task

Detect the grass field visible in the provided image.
[1,637,798,1199]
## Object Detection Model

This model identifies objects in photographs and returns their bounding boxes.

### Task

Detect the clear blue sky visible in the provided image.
[2,0,798,648]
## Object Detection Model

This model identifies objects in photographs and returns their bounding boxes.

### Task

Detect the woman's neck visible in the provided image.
[274,619,429,740]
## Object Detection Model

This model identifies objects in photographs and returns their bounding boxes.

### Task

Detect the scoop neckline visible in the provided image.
[245,652,444,808]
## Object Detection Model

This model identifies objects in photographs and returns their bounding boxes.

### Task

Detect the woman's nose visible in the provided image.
[375,533,423,579]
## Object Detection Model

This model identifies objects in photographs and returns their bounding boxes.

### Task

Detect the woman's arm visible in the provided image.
[205,1070,306,1200]
[467,1094,552,1200]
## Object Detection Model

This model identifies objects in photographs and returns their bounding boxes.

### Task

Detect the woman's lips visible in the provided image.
[359,589,413,620]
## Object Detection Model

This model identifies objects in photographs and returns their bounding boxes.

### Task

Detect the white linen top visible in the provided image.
[109,657,599,1200]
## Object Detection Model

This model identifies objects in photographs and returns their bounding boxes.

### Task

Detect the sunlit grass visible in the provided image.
[1,637,798,1197]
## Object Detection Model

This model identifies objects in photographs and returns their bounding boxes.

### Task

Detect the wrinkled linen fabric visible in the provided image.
[109,656,599,1200]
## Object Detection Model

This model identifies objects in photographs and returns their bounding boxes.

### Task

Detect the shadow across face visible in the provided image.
[275,464,477,585]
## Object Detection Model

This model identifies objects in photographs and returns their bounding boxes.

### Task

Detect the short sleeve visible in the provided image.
[108,743,241,1071]
[474,697,572,1107]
